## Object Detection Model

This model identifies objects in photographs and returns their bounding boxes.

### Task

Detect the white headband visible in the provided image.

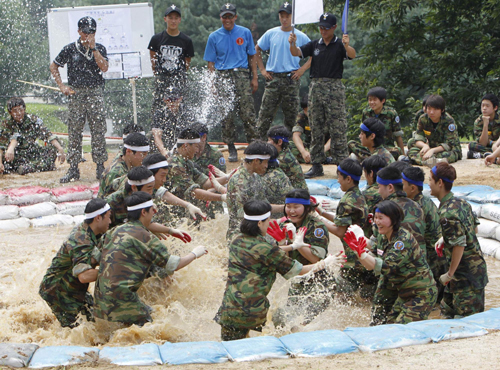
[177,138,201,144]
[84,203,110,220]
[128,175,155,186]
[124,144,150,151]
[127,200,154,211]
[147,161,170,170]
[245,154,271,160]
[123,131,146,138]
[244,211,271,221]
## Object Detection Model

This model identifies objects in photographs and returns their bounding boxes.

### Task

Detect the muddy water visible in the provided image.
[1,214,499,347]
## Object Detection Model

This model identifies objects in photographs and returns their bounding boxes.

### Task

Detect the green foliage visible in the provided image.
[25,103,67,133]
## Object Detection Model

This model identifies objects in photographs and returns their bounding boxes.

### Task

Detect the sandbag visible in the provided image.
[478,237,500,256]
[343,324,430,352]
[469,202,483,218]
[466,190,500,204]
[406,319,487,342]
[460,308,500,330]
[73,215,85,225]
[28,345,99,368]
[0,217,31,231]
[306,180,331,196]
[0,191,8,205]
[89,183,99,196]
[451,185,493,198]
[98,344,162,366]
[159,341,229,365]
[279,330,358,357]
[477,219,499,238]
[222,336,289,362]
[422,184,431,197]
[19,202,57,219]
[6,186,51,205]
[56,201,89,216]
[496,226,500,242]
[0,205,19,220]
[0,343,38,368]
[51,186,93,203]
[480,203,500,224]
[31,214,75,228]
[327,183,344,199]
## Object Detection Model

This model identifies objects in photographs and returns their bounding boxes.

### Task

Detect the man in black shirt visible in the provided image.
[50,16,109,183]
[289,13,356,178]
[148,4,194,135]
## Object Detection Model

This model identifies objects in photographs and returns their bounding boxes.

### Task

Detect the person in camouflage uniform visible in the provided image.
[267,125,307,189]
[98,133,150,198]
[348,118,395,164]
[361,155,387,217]
[407,95,462,166]
[345,200,437,325]
[0,97,65,175]
[191,122,226,174]
[94,192,207,326]
[467,93,500,158]
[429,163,488,318]
[39,199,111,327]
[402,166,447,302]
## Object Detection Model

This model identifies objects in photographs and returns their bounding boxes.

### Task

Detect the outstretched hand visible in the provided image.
[290,227,310,250]
[267,220,286,244]
[343,230,368,258]
[170,228,192,243]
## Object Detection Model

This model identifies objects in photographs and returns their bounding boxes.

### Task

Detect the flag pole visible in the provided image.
[292,0,295,35]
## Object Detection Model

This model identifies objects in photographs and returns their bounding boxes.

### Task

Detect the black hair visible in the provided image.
[7,97,26,112]
[267,125,291,150]
[244,140,273,163]
[125,166,154,192]
[142,153,169,175]
[266,144,279,169]
[482,93,499,109]
[191,121,209,136]
[430,162,457,192]
[283,188,316,218]
[122,132,149,155]
[122,123,145,136]
[361,117,386,147]
[422,95,429,108]
[402,166,424,192]
[338,158,362,186]
[367,87,387,102]
[375,200,404,233]
[84,198,109,224]
[426,94,446,112]
[300,94,309,109]
[362,155,388,182]
[126,191,153,221]
[388,161,411,173]
[240,200,272,237]
[377,166,403,192]
[176,127,200,148]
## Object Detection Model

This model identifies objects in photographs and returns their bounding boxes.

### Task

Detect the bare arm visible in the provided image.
[478,116,490,146]
[50,138,66,164]
[50,62,74,96]
[152,128,169,157]
[291,57,311,80]
[4,139,17,162]
[342,34,356,59]
[78,268,98,283]
[292,132,310,163]
[87,34,108,72]
[207,61,216,73]
[288,33,302,57]
[149,50,157,73]
[255,45,273,81]
[185,56,192,71]
[193,188,225,201]
[249,54,258,94]
[396,136,405,154]
[176,253,196,270]
[296,246,320,264]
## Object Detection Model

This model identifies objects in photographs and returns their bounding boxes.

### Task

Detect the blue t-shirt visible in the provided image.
[203,25,256,70]
[257,27,310,73]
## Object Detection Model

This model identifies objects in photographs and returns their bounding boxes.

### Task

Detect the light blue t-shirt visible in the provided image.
[257,27,310,72]
[203,25,256,70]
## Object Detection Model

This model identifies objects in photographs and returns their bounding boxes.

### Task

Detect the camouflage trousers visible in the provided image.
[67,87,108,166]
[256,73,300,138]
[309,79,348,165]
[336,266,378,300]
[468,141,494,154]
[407,138,460,165]
[220,325,251,341]
[427,248,449,304]
[440,286,485,319]
[3,145,57,174]
[347,141,402,162]
[371,281,437,326]
[215,70,257,144]
[40,289,94,328]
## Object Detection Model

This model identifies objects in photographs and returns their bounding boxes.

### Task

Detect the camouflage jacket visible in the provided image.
[371,146,395,164]
[278,147,307,189]
[261,167,293,205]
[362,106,402,147]
[362,182,382,215]
[193,143,226,175]
[98,156,129,198]
[226,167,268,240]
[165,151,208,201]
[39,223,101,305]
[0,114,57,151]
[413,192,442,259]
[281,213,329,266]
[292,111,312,147]
[105,184,134,228]
[438,192,488,291]
[93,220,180,324]
[472,113,500,144]
[414,113,461,157]
[374,227,435,291]
[215,233,302,329]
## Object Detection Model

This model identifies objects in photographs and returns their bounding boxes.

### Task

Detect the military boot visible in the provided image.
[228,143,238,162]
[60,165,80,183]
[304,163,324,178]
[96,163,105,180]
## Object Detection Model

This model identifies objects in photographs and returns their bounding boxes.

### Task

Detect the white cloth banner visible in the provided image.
[294,0,324,25]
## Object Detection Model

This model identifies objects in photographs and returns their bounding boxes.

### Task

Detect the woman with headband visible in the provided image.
[429,162,488,318]
[344,200,437,325]
[215,199,344,341]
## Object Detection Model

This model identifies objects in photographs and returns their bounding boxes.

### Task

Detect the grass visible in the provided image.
[25,103,67,133]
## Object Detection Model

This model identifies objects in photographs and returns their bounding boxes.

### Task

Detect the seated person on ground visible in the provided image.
[348,117,395,165]
[468,93,500,159]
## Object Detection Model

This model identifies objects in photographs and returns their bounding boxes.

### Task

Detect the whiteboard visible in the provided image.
[47,3,155,81]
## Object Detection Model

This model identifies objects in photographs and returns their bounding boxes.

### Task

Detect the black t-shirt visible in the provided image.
[54,40,107,88]
[148,31,195,77]
[300,37,347,79]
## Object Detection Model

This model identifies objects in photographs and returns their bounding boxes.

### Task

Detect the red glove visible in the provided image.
[310,196,318,205]
[343,231,368,258]
[278,216,288,224]
[208,164,217,176]
[267,220,286,243]
[367,213,374,225]
[170,229,192,243]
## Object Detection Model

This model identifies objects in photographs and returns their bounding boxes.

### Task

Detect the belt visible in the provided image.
[312,78,341,82]
[270,71,296,75]
[217,68,249,72]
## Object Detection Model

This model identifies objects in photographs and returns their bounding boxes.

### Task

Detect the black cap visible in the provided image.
[164,86,182,100]
[165,4,181,16]
[318,13,337,28]
[220,3,237,16]
[78,16,97,34]
[279,2,292,14]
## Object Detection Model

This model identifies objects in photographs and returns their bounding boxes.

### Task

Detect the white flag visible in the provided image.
[293,0,324,25]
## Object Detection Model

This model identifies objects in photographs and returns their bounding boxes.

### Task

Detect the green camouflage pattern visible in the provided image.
[93,220,180,325]
[371,227,437,325]
[215,233,301,330]
[261,167,293,206]
[194,143,227,174]
[105,184,133,228]
[441,288,485,319]
[362,105,403,152]
[468,113,500,153]
[362,183,382,215]
[39,223,101,327]
[347,142,396,164]
[407,112,462,164]
[290,112,311,163]
[98,156,129,198]
[278,147,307,189]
